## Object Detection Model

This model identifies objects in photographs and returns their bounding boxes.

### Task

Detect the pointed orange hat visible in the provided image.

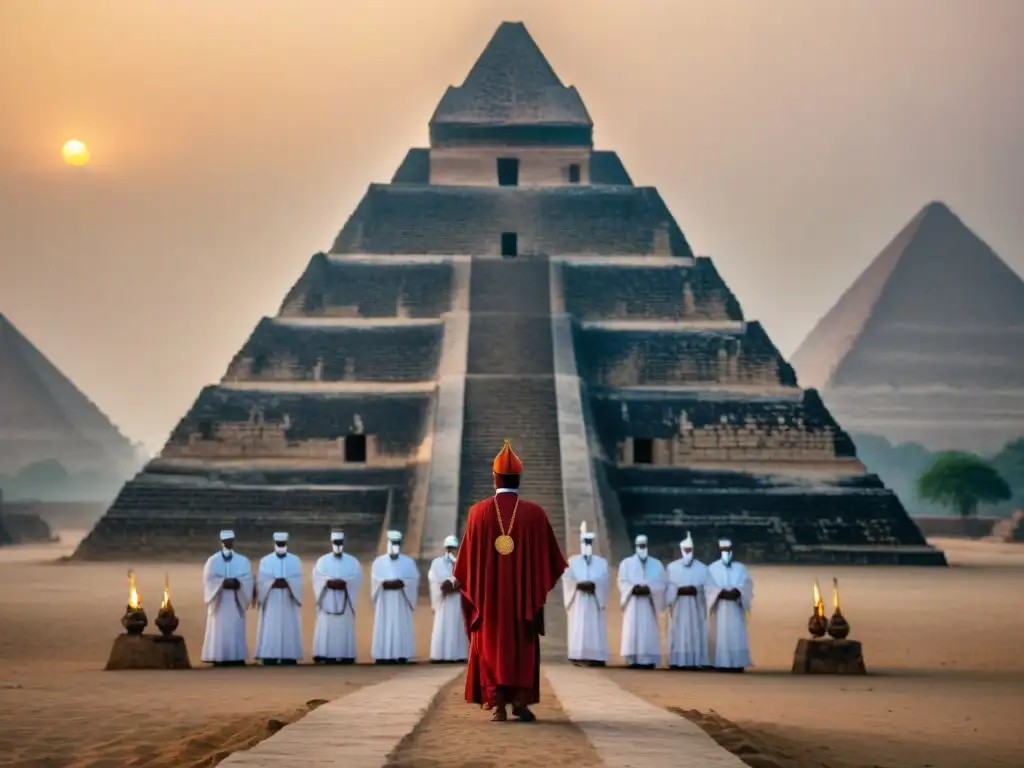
[492,439,523,475]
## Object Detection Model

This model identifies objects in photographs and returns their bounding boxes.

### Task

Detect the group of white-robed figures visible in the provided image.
[200,524,753,671]
[199,529,469,666]
[563,525,755,671]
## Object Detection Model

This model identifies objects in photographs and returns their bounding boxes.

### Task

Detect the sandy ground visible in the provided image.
[1,533,1023,768]
[0,531,422,768]
[601,537,1024,768]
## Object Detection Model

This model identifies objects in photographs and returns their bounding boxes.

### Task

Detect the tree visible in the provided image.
[917,452,1012,530]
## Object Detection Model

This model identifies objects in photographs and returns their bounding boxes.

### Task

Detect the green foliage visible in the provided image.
[852,434,944,513]
[916,452,1012,518]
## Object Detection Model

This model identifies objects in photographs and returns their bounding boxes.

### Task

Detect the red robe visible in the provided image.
[453,491,567,707]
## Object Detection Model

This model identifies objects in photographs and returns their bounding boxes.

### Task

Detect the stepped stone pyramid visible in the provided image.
[76,22,944,566]
[0,313,137,476]
[792,202,1024,455]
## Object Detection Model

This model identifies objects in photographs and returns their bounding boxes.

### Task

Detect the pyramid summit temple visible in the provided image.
[793,201,1024,456]
[75,22,945,566]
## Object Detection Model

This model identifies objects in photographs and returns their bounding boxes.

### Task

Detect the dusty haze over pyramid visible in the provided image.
[76,21,942,567]
[792,202,1024,454]
[0,313,138,476]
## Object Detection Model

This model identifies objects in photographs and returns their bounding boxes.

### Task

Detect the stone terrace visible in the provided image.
[162,386,434,462]
[223,318,444,383]
[73,472,404,559]
[279,254,456,319]
[575,322,797,388]
[590,389,857,464]
[330,186,692,257]
[560,257,742,321]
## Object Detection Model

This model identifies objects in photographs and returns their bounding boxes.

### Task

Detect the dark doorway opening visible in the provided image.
[568,163,581,184]
[344,434,367,463]
[497,157,520,186]
[198,420,214,440]
[501,232,518,258]
[633,437,653,465]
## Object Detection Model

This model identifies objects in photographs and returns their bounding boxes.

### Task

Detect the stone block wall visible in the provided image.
[278,254,456,319]
[561,257,742,321]
[223,319,444,383]
[162,387,434,463]
[429,146,592,186]
[330,185,693,257]
[575,322,796,388]
[589,389,857,465]
[74,475,398,559]
[615,484,938,565]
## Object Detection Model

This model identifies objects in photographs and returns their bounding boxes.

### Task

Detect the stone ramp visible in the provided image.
[218,665,462,767]
[219,664,744,767]
[546,666,748,768]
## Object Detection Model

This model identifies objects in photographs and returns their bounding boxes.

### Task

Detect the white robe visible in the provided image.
[201,551,253,663]
[428,554,468,661]
[254,552,304,661]
[617,554,666,666]
[563,554,610,662]
[705,559,754,668]
[665,558,710,667]
[311,552,363,661]
[370,553,420,661]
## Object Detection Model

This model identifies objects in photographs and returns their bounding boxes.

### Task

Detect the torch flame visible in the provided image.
[832,577,841,613]
[161,572,171,610]
[812,578,825,617]
[127,569,141,610]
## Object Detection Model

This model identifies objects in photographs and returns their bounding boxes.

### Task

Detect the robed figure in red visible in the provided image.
[453,440,567,722]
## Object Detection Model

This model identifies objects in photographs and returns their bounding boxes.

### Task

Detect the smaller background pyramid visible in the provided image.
[792,201,1024,456]
[0,313,140,498]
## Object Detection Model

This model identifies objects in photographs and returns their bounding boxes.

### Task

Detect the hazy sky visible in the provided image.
[1,0,1022,452]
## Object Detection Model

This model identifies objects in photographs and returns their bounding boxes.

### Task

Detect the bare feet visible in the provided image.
[491,706,508,722]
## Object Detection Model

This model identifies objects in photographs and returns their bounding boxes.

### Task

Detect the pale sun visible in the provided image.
[62,139,91,167]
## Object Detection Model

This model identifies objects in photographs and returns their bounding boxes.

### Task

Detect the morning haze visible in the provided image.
[1,0,1022,452]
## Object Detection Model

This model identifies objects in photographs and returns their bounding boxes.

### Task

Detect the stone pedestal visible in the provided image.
[105,633,192,670]
[791,637,866,675]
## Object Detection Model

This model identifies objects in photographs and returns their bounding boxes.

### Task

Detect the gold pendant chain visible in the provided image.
[494,495,519,537]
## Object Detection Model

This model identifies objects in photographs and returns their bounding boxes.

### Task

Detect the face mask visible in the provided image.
[388,543,401,556]
[721,551,733,565]
[636,546,647,559]
[275,544,287,555]
[582,544,593,557]
[682,551,693,566]
[446,551,457,563]
[221,545,233,557]
[332,543,344,555]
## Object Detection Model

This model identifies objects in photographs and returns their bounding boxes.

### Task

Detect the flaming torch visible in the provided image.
[121,570,148,635]
[155,572,180,638]
[826,577,850,640]
[807,578,827,638]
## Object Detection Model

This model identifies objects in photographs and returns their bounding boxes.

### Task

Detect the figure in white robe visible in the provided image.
[371,530,420,663]
[563,523,610,666]
[201,530,254,665]
[254,532,304,665]
[705,537,754,671]
[427,535,468,663]
[312,530,363,664]
[617,534,666,668]
[665,531,710,669]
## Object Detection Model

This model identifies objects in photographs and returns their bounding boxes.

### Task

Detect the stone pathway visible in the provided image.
[219,663,745,767]
[545,666,748,768]
[218,665,462,767]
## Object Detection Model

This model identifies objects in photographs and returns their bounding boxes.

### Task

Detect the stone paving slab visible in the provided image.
[219,665,462,767]
[545,666,747,768]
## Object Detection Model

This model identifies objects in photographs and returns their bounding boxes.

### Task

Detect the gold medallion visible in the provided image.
[495,534,515,556]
